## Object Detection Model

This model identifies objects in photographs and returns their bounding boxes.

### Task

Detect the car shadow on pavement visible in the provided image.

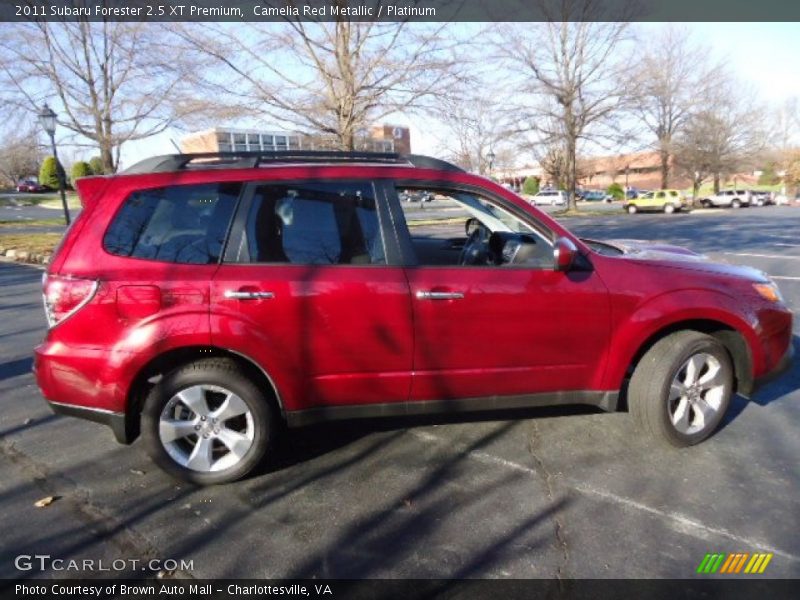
[0,356,33,382]
[264,404,602,476]
[718,334,799,431]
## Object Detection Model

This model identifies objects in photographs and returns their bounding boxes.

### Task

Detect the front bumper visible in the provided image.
[752,342,794,395]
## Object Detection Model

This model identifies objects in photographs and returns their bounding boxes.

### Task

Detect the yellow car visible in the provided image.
[623,189,687,214]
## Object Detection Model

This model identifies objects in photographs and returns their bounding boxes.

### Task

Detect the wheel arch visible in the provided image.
[123,345,284,444]
[620,319,753,406]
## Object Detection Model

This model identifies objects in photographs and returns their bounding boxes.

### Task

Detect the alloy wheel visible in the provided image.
[667,353,727,435]
[159,384,255,472]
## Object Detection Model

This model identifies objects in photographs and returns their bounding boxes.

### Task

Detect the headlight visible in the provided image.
[752,281,784,303]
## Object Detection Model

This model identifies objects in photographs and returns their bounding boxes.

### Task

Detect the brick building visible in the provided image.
[181,125,410,155]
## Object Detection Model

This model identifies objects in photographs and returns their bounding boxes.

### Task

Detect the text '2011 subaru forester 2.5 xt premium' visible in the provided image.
[34,152,793,484]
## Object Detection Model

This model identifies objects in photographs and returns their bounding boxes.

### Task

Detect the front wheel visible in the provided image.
[664,203,676,214]
[731,199,741,208]
[628,331,733,447]
[627,204,638,214]
[141,358,274,484]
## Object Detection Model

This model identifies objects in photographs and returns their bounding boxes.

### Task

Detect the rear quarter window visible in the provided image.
[104,183,241,264]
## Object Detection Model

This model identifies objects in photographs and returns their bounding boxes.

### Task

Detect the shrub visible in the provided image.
[757,165,780,186]
[606,182,625,200]
[71,161,91,184]
[522,176,540,196]
[88,156,104,175]
[38,156,62,189]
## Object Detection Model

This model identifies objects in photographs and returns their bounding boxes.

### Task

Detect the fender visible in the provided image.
[601,288,763,391]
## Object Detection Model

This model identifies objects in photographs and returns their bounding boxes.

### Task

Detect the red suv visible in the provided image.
[34,152,793,484]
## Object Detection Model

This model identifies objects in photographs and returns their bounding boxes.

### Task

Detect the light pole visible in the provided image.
[487,149,496,179]
[38,103,70,226]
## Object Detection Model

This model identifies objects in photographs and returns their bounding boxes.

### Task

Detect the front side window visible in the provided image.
[104,183,241,264]
[397,185,553,268]
[243,181,385,265]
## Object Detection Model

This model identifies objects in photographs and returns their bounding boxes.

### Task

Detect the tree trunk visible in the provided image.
[659,149,670,189]
[713,173,720,194]
[566,136,578,211]
[339,130,356,151]
[100,145,114,174]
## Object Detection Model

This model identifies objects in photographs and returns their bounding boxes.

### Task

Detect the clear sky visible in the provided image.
[119,22,800,169]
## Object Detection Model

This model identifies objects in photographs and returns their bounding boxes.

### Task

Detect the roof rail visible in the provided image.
[122,151,464,175]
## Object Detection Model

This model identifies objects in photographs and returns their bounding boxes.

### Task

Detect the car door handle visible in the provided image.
[416,290,465,300]
[224,290,275,300]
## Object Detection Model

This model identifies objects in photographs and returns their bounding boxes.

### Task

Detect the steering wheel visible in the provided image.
[459,227,490,265]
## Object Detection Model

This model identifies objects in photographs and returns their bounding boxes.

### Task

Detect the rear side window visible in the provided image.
[241,181,385,265]
[104,183,241,264]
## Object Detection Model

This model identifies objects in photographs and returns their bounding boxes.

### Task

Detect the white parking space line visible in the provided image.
[410,430,800,563]
[725,253,800,260]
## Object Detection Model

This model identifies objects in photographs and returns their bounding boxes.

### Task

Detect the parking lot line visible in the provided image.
[725,253,800,260]
[410,429,800,563]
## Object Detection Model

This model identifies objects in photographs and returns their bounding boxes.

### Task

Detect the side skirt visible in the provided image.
[285,390,619,428]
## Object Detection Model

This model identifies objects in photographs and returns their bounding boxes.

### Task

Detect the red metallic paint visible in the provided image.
[35,164,793,432]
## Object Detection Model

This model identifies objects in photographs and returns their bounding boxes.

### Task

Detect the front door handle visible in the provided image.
[416,290,465,300]
[224,290,275,300]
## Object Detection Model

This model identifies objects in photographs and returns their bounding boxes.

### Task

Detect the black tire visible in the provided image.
[701,199,712,208]
[627,204,638,214]
[628,331,733,447]
[731,198,741,208]
[664,203,676,214]
[141,358,274,485]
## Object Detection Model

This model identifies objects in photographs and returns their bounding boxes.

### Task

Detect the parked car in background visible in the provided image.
[531,189,567,206]
[34,151,793,484]
[16,180,47,193]
[623,189,687,214]
[581,190,609,202]
[749,190,773,206]
[775,194,790,206]
[699,190,751,209]
[400,189,433,203]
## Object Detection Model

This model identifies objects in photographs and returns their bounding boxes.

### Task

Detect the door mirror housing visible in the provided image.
[553,237,578,272]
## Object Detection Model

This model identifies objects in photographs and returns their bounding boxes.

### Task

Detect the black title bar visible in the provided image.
[1,0,800,22]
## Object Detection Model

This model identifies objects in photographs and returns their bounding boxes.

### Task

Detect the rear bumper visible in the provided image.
[46,400,130,444]
[752,342,794,395]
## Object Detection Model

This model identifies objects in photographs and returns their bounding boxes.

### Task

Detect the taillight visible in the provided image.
[42,273,98,328]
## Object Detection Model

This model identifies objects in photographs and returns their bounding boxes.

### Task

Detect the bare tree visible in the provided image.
[629,26,719,188]
[433,88,510,175]
[673,73,766,197]
[495,8,633,209]
[0,20,205,173]
[180,14,461,150]
[0,129,42,186]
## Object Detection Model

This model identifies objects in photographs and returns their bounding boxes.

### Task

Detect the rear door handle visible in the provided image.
[416,290,465,300]
[224,290,275,300]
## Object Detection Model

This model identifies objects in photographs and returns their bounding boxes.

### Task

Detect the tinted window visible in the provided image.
[104,183,241,264]
[244,181,384,265]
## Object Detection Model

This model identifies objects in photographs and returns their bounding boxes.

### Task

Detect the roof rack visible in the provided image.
[122,151,464,175]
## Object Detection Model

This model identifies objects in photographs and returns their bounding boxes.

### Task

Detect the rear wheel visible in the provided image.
[628,331,733,447]
[732,198,741,208]
[701,199,712,208]
[142,358,274,484]
[627,204,638,214]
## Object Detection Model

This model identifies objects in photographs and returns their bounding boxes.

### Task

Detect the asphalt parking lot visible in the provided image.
[1,206,798,580]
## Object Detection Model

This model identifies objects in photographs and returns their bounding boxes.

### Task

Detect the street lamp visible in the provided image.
[487,149,496,178]
[38,103,70,225]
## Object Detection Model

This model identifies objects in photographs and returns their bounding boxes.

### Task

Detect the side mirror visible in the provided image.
[553,237,578,272]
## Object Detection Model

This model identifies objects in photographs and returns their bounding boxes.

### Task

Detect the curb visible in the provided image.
[0,246,51,265]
